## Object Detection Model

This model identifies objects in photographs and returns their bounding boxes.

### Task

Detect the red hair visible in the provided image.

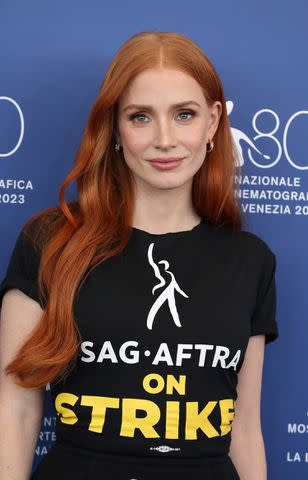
[5,31,242,388]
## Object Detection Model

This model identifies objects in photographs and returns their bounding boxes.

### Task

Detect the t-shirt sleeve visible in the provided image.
[250,244,278,344]
[0,224,45,310]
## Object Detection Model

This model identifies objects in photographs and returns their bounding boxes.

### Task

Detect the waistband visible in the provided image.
[52,440,231,468]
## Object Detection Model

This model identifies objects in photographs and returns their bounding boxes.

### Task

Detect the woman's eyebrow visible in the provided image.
[122,100,201,113]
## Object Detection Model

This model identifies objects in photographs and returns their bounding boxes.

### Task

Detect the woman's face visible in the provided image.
[116,67,222,191]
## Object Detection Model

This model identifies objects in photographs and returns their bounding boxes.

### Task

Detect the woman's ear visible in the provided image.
[208,101,222,140]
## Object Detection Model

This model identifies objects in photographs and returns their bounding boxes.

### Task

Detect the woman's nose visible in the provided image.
[153,118,177,149]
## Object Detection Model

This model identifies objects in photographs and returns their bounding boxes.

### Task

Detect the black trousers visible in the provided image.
[31,442,240,480]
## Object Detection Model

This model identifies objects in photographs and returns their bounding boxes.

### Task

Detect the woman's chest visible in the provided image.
[73,241,258,368]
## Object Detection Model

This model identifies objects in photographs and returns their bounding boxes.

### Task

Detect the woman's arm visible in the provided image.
[0,289,45,480]
[229,335,267,480]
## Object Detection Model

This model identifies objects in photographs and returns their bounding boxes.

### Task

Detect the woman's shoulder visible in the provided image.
[210,223,276,262]
[22,201,78,246]
[237,229,276,263]
[24,203,75,229]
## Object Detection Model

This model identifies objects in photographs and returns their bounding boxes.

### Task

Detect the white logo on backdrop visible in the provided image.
[227,100,308,170]
[227,101,270,167]
[0,96,24,157]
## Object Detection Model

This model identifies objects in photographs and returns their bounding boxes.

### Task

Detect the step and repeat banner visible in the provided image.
[1,1,307,478]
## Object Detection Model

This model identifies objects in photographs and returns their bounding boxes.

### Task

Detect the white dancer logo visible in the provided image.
[227,100,271,167]
[146,243,189,330]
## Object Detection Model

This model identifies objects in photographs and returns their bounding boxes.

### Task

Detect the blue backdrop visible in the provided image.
[1,1,307,477]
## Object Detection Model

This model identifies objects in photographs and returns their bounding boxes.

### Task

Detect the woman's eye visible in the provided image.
[177,111,195,120]
[129,113,149,123]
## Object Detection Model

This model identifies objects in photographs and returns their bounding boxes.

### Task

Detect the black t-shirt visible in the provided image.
[0,218,278,467]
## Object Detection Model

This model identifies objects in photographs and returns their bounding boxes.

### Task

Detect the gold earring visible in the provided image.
[206,140,214,153]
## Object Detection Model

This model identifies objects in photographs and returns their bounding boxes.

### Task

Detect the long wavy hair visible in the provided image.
[5,31,242,388]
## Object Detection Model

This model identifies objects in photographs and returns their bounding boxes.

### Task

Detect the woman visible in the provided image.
[0,31,278,480]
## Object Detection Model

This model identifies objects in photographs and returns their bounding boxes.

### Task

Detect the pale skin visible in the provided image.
[0,290,45,480]
[0,67,266,480]
[116,67,221,233]
[117,66,268,479]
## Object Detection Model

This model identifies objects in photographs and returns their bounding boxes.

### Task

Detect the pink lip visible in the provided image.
[148,157,184,171]
[148,157,184,163]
